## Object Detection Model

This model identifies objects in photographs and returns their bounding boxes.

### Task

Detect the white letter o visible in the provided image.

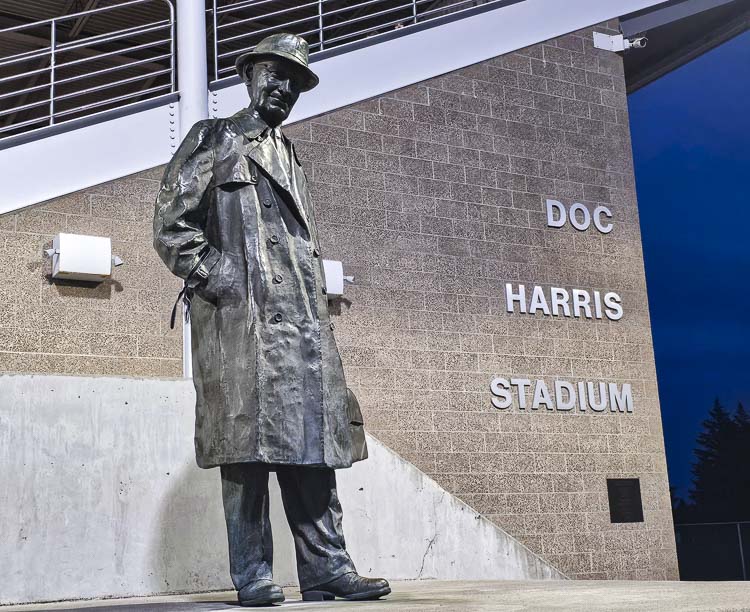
[569,203,591,231]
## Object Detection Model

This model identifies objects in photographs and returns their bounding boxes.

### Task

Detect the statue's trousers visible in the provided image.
[220,463,356,591]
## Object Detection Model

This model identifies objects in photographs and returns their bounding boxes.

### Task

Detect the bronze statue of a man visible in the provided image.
[153,33,389,607]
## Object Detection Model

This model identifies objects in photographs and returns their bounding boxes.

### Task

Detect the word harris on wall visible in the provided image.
[489,199,633,415]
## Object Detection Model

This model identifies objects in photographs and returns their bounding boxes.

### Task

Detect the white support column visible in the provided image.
[176,0,209,139]
[176,0,209,378]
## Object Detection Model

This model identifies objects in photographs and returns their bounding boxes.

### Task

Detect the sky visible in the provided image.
[628,30,750,498]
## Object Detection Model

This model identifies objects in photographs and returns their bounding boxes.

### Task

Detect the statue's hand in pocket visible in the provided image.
[196,253,244,306]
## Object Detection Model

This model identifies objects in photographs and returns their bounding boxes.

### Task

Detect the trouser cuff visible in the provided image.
[298,560,357,591]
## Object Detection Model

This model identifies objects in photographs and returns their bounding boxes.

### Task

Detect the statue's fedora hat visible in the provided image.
[235,33,319,91]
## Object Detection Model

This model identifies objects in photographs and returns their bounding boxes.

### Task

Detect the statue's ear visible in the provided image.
[238,61,253,84]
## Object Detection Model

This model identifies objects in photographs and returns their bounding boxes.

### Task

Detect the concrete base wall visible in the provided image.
[0,374,563,605]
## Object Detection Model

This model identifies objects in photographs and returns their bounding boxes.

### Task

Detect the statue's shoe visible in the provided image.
[237,579,285,607]
[302,572,391,601]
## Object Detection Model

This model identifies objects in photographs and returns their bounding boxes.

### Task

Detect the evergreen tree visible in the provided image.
[670,486,690,523]
[735,402,750,432]
[730,402,750,517]
[686,399,750,521]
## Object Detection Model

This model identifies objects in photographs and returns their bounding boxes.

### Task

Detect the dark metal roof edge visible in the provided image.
[627,12,749,92]
[620,0,742,36]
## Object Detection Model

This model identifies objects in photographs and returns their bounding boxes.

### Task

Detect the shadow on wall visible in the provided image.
[151,462,305,590]
[0,376,238,605]
[150,459,233,594]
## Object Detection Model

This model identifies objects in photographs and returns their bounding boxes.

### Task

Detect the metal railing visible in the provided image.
[0,0,504,140]
[0,0,175,139]
[675,521,749,581]
[209,0,495,83]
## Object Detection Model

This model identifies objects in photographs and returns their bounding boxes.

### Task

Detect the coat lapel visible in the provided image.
[231,108,310,232]
[289,146,312,227]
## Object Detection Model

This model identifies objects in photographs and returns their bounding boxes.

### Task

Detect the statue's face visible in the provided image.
[247,59,303,127]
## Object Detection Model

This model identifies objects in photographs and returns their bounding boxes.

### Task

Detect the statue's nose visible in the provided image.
[277,79,293,96]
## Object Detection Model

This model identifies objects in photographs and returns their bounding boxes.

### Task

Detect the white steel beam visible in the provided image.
[0,100,176,217]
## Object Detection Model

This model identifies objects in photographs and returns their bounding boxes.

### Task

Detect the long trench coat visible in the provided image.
[154,108,354,470]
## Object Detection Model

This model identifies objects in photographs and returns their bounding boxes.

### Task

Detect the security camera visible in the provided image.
[624,37,648,50]
[593,32,648,52]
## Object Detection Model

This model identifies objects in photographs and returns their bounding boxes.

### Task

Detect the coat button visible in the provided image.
[274,313,283,323]
[263,200,272,208]
[273,274,283,284]
[269,235,279,244]
[313,248,320,257]
[329,321,335,330]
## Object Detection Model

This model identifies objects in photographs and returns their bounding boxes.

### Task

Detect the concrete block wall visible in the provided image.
[292,22,677,580]
[0,168,182,377]
[0,22,678,580]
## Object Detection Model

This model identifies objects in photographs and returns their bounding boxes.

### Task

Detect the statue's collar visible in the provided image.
[230,108,289,144]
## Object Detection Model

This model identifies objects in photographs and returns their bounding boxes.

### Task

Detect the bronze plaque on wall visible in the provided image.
[607,478,644,523]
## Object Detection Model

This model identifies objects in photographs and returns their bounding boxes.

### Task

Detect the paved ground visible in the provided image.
[5,580,750,612]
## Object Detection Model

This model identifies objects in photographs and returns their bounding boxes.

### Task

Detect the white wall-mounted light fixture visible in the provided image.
[44,233,124,282]
[322,259,354,298]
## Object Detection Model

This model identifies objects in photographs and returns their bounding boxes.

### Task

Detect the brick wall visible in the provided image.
[0,168,182,377]
[291,22,678,580]
[0,22,678,579]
